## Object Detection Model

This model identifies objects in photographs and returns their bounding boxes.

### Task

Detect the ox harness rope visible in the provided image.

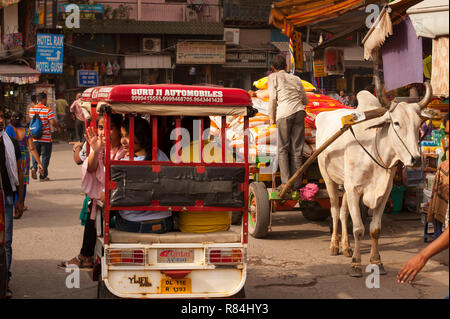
[350,125,390,169]
[388,112,418,162]
[350,112,418,170]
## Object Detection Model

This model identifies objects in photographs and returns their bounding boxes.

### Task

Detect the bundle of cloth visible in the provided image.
[209,77,353,162]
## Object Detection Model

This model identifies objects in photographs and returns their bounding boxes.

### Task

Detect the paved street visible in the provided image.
[9,143,449,299]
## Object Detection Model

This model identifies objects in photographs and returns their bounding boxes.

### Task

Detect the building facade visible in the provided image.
[1,0,41,115]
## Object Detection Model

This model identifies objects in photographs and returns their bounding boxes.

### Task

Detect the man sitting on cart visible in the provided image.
[268,54,309,194]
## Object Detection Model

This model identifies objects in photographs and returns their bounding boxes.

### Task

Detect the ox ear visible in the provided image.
[365,112,390,130]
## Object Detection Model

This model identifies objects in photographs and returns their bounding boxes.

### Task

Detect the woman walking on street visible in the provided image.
[6,111,44,219]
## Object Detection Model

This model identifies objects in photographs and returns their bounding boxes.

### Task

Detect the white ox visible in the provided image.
[315,83,432,277]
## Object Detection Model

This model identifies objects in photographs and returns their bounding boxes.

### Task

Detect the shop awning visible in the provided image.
[362,0,424,60]
[407,0,449,38]
[269,0,378,36]
[0,64,40,84]
[271,41,290,52]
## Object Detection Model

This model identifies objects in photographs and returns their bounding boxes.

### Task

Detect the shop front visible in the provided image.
[218,50,274,90]
[122,55,172,84]
[0,63,40,116]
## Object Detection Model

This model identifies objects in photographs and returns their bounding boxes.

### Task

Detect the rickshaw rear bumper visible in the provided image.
[99,243,247,299]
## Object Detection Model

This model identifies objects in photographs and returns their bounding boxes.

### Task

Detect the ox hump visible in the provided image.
[316,109,355,147]
[356,90,382,112]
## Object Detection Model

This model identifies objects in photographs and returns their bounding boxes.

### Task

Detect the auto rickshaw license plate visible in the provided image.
[161,278,191,294]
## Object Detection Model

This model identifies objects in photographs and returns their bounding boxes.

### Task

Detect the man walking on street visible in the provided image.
[268,54,309,194]
[25,95,36,126]
[70,93,85,142]
[55,94,69,126]
[29,93,61,181]
[0,107,24,298]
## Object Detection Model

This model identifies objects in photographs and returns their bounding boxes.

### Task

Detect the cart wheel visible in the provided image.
[97,280,120,299]
[248,182,270,238]
[301,201,330,221]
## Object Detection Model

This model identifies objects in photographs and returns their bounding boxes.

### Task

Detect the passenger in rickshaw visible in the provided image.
[115,115,173,234]
[59,112,125,269]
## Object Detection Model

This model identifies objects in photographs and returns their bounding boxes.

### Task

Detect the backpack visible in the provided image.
[29,110,43,139]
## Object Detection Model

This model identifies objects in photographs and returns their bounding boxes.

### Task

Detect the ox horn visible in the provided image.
[418,82,433,109]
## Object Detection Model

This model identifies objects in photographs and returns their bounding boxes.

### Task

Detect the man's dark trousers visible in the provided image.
[32,141,52,179]
[276,110,306,190]
[75,119,85,142]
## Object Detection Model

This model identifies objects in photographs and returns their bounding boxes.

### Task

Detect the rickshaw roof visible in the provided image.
[80,86,110,102]
[81,84,253,117]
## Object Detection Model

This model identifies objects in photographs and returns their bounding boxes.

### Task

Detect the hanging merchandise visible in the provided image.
[324,47,345,75]
[93,61,99,72]
[313,50,327,78]
[112,61,120,77]
[106,61,113,76]
[431,36,449,97]
[423,55,432,79]
[292,31,303,73]
[68,64,74,76]
[288,36,295,74]
[100,62,106,76]
[3,33,23,50]
[382,17,423,92]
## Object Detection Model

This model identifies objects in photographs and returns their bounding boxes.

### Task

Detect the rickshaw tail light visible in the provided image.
[106,249,145,265]
[206,248,246,265]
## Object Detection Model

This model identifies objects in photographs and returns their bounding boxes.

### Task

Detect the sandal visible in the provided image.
[14,207,23,219]
[58,255,94,270]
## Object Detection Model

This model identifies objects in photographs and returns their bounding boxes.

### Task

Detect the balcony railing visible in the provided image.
[222,0,272,24]
[50,0,222,23]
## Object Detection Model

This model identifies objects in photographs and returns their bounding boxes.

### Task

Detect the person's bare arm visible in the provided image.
[27,138,44,175]
[397,227,449,283]
[49,118,61,133]
[268,75,277,124]
[15,159,24,213]
[85,126,103,173]
[70,142,84,165]
[297,77,309,106]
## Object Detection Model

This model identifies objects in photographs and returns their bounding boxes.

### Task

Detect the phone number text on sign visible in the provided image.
[130,95,223,103]
[130,88,224,104]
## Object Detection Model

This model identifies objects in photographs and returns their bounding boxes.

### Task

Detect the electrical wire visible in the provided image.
[1,40,278,62]
[64,42,176,56]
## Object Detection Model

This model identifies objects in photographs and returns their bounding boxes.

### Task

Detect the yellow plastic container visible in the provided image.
[178,211,232,233]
